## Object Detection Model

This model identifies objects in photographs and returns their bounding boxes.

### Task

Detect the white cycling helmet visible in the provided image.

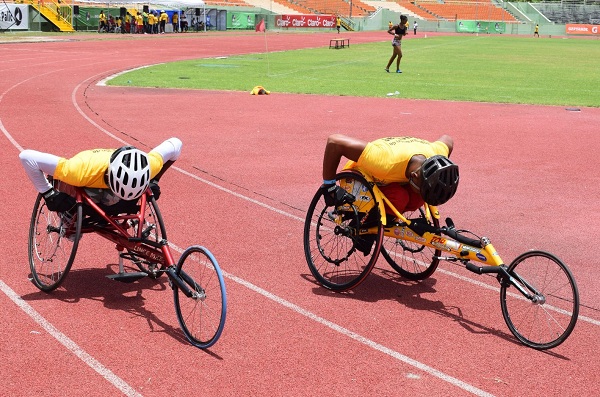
[107,146,150,200]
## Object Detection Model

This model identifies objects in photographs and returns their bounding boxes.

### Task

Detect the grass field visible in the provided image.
[109,35,600,107]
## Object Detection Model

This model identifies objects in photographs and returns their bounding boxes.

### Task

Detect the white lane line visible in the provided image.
[0,280,142,397]
[222,271,496,397]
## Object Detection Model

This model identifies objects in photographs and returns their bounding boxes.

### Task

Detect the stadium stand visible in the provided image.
[411,0,518,22]
[278,0,376,16]
[203,0,255,7]
[532,1,600,24]
[393,0,438,20]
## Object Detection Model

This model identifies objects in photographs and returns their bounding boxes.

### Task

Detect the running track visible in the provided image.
[1,31,599,397]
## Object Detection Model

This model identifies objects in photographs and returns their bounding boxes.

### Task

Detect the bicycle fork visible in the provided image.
[166,267,205,301]
[464,262,543,304]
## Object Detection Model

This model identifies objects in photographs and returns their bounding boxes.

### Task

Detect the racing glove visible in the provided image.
[149,180,161,200]
[43,188,76,212]
[321,183,354,207]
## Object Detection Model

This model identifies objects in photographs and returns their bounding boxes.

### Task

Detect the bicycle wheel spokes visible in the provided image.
[500,250,579,350]
[309,207,371,285]
[381,206,440,280]
[173,246,226,349]
[29,196,81,292]
[304,172,383,292]
[128,196,167,278]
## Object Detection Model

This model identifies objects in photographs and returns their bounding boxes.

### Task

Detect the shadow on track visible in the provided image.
[21,264,223,358]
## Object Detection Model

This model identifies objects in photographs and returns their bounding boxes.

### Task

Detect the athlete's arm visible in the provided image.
[150,137,182,182]
[322,134,368,181]
[437,135,454,156]
[19,150,61,193]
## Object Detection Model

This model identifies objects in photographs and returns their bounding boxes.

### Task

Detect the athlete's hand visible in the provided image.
[149,180,161,200]
[42,188,76,212]
[321,183,354,207]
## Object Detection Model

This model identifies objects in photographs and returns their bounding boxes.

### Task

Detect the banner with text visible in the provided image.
[566,24,600,35]
[275,14,335,29]
[0,4,29,30]
[456,20,505,34]
[227,12,255,29]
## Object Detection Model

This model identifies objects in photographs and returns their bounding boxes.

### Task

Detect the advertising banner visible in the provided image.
[275,14,335,29]
[227,12,255,29]
[456,20,505,34]
[566,24,600,35]
[0,4,29,30]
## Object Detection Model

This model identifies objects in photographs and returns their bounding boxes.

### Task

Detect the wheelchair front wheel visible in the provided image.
[28,195,82,292]
[173,246,227,349]
[303,171,384,292]
[500,250,579,350]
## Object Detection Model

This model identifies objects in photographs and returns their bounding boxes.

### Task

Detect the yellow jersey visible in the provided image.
[343,137,450,185]
[53,148,164,188]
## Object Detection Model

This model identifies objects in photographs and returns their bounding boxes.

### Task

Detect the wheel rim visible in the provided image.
[304,172,383,291]
[29,198,80,291]
[174,246,226,348]
[501,251,579,349]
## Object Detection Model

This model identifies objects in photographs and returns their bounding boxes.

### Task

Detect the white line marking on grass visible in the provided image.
[0,280,142,397]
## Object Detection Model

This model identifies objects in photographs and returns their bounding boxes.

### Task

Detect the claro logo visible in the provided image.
[593,26,598,34]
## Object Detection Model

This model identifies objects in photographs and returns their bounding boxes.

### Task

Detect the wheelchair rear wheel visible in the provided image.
[28,195,82,292]
[303,171,383,292]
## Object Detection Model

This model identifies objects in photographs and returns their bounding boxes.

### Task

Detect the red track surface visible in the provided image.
[1,31,599,397]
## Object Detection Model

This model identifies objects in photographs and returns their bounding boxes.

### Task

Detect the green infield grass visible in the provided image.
[108,35,600,107]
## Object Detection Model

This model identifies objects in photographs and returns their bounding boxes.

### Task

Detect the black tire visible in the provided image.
[28,195,82,292]
[380,205,441,280]
[500,250,579,350]
[128,195,167,278]
[173,246,227,349]
[303,171,383,292]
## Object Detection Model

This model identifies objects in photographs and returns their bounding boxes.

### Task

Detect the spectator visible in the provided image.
[172,11,179,32]
[147,11,155,34]
[160,10,168,34]
[98,10,107,33]
[136,12,144,34]
[142,10,148,33]
[180,13,188,32]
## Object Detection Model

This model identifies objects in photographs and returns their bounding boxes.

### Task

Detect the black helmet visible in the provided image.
[419,155,459,206]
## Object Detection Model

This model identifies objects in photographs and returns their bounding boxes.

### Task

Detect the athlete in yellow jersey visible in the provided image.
[19,138,182,213]
[321,134,458,255]
[322,134,458,209]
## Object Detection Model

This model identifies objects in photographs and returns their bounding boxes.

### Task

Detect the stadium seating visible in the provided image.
[412,1,518,22]
[282,0,376,16]
[203,0,254,7]
[533,2,600,24]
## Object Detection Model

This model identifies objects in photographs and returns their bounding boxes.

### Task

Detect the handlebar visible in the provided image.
[441,226,483,248]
